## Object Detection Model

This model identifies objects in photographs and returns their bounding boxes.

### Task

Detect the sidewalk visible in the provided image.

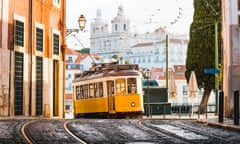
[197,115,240,132]
[143,113,240,131]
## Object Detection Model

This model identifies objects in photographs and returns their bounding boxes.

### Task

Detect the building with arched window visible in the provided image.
[90,5,189,70]
[0,0,66,118]
[90,5,131,59]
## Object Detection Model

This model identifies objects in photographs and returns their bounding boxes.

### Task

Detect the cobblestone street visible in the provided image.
[0,116,239,144]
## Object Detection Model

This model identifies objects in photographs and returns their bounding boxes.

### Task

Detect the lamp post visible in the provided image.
[146,69,151,117]
[64,14,86,118]
[66,14,86,36]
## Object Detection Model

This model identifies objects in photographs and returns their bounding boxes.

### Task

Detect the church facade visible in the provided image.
[90,5,189,70]
[90,5,131,59]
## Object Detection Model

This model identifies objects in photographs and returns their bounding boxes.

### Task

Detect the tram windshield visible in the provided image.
[127,78,137,94]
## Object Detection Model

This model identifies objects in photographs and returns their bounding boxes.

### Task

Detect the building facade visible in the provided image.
[0,0,66,117]
[90,5,132,59]
[89,5,189,70]
[128,37,188,69]
[222,0,240,116]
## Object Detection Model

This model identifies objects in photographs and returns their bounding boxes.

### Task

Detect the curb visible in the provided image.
[197,120,240,132]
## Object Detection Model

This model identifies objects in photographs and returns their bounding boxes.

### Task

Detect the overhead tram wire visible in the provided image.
[67,31,97,66]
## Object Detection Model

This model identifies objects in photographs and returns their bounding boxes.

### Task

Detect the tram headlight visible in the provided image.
[131,102,136,107]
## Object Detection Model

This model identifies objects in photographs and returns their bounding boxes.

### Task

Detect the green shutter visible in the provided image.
[36,56,43,115]
[14,52,24,115]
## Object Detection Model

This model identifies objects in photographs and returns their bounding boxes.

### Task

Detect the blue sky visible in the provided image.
[66,0,194,49]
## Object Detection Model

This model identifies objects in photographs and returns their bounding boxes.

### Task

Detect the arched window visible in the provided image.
[123,24,126,31]
[115,24,118,31]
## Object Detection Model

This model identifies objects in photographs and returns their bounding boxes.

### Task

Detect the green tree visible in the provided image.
[112,54,118,60]
[185,0,221,113]
[77,48,90,54]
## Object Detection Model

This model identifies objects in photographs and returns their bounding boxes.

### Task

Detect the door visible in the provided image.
[53,60,59,116]
[107,80,115,113]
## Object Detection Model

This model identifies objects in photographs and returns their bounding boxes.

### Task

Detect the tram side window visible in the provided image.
[94,83,99,98]
[99,82,103,97]
[83,84,88,99]
[94,82,103,97]
[116,78,126,94]
[127,78,137,94]
[89,83,94,98]
[76,86,81,100]
[80,85,84,99]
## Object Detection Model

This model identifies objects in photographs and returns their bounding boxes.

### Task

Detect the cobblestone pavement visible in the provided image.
[0,119,28,143]
[144,113,240,131]
[67,119,240,144]
[0,116,239,144]
[67,119,185,144]
[24,119,79,144]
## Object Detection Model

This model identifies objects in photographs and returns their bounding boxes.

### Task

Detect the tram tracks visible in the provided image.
[169,121,240,144]
[21,120,36,144]
[64,120,88,144]
[21,119,86,144]
[143,120,240,144]
[138,120,192,144]
[18,119,240,144]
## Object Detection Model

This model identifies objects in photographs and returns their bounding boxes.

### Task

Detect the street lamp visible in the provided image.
[146,69,151,117]
[66,14,86,36]
[64,14,86,118]
[78,14,86,30]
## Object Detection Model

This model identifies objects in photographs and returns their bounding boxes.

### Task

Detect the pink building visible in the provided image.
[222,0,240,117]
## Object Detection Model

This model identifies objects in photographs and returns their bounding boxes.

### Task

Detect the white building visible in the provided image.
[90,5,131,59]
[222,0,240,116]
[90,5,189,70]
[128,37,188,69]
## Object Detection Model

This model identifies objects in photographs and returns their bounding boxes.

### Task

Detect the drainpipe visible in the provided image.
[8,0,13,116]
[28,0,33,116]
[8,32,13,117]
[62,0,66,118]
[166,34,168,97]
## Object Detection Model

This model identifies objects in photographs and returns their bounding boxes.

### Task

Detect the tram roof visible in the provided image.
[72,63,141,82]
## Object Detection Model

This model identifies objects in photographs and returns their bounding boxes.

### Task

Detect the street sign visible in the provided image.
[204,69,220,74]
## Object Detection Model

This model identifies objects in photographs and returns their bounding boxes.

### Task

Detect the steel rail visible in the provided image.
[64,120,88,144]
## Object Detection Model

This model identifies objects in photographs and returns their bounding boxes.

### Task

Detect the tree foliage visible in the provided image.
[185,0,221,112]
[77,48,90,54]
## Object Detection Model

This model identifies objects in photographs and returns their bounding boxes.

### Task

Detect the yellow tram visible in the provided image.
[72,62,144,118]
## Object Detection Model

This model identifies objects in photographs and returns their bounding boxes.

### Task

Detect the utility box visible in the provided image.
[143,87,171,115]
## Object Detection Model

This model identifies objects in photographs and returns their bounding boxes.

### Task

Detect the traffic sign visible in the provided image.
[204,69,220,74]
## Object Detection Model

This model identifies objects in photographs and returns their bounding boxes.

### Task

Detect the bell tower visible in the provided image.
[111,4,130,33]
[90,8,109,36]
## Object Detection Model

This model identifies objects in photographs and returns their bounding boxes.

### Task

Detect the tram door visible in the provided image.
[14,52,24,115]
[53,60,59,116]
[107,81,115,113]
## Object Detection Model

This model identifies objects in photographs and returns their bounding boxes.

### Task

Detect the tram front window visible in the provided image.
[116,78,126,94]
[127,78,137,94]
